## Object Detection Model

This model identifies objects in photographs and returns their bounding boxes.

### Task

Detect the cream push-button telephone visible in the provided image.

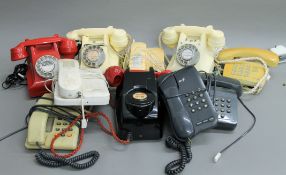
[66,26,130,72]
[125,42,165,71]
[25,94,79,150]
[160,25,225,73]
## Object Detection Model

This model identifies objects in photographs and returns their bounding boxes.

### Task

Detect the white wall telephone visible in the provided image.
[66,26,131,72]
[159,25,225,73]
[25,93,79,150]
[54,59,110,106]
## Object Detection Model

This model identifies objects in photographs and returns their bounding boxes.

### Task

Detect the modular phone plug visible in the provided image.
[158,66,218,141]
[115,68,162,141]
[201,74,242,130]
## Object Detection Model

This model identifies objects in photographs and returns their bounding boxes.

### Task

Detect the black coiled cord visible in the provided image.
[165,136,192,175]
[35,149,100,169]
[2,63,28,89]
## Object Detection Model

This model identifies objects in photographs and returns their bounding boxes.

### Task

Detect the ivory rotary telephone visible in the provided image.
[160,25,225,73]
[66,26,130,73]
[10,34,78,97]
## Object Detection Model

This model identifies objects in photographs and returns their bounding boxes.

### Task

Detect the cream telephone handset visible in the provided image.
[160,25,225,73]
[25,94,79,150]
[54,59,110,106]
[66,26,130,72]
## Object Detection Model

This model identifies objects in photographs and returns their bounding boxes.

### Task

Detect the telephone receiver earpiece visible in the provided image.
[11,34,78,61]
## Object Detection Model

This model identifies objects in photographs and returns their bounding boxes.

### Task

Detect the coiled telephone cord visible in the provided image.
[36,112,129,169]
[165,136,192,175]
[2,63,27,89]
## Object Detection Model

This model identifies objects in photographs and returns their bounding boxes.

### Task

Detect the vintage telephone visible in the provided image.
[66,26,131,72]
[158,66,218,141]
[201,73,242,130]
[115,68,162,140]
[54,59,110,106]
[25,94,79,150]
[216,48,279,94]
[10,34,78,97]
[124,42,165,71]
[159,25,225,73]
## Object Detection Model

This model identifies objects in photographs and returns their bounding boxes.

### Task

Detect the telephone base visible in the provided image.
[26,69,51,97]
[54,69,110,106]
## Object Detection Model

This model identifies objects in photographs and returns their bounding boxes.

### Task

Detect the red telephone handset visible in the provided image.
[10,34,78,97]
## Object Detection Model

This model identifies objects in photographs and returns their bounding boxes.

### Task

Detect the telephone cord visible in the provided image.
[2,63,28,89]
[165,136,192,175]
[215,57,269,95]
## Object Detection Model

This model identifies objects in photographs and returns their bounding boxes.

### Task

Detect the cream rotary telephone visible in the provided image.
[159,25,225,73]
[66,26,131,72]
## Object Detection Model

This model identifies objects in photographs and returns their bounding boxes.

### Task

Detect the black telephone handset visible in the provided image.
[158,66,218,141]
[201,73,242,130]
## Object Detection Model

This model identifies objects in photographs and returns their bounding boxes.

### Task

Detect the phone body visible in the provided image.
[25,94,79,150]
[66,26,129,73]
[201,74,242,130]
[125,42,165,72]
[158,66,218,141]
[54,59,110,106]
[217,48,279,87]
[115,68,162,140]
[10,34,78,97]
[160,25,225,73]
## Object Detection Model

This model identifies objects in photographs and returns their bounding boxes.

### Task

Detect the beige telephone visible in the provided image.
[159,25,225,73]
[124,42,165,71]
[25,93,79,150]
[66,26,131,72]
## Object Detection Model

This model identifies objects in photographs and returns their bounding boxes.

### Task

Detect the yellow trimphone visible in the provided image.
[125,42,165,71]
[25,93,79,150]
[216,47,279,94]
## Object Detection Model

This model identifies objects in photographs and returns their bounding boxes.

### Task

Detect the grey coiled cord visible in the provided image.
[35,150,100,169]
[165,136,192,175]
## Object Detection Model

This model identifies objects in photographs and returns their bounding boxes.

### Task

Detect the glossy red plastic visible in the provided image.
[104,66,125,87]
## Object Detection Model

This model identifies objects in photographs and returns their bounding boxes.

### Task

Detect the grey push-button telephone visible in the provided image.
[158,66,218,141]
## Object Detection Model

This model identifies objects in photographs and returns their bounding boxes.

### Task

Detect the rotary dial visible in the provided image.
[176,44,200,66]
[82,45,105,68]
[35,55,58,79]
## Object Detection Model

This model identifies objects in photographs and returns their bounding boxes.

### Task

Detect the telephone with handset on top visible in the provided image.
[216,47,279,94]
[10,34,78,97]
[124,42,165,72]
[201,73,242,130]
[158,66,218,141]
[159,25,225,73]
[25,93,79,150]
[53,59,110,106]
[66,26,130,71]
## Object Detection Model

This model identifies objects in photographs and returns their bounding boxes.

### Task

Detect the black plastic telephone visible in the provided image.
[158,66,218,141]
[200,74,242,130]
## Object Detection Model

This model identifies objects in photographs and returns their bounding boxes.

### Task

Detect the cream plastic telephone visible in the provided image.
[159,25,225,73]
[25,93,79,150]
[125,42,165,71]
[66,26,130,72]
[54,59,110,106]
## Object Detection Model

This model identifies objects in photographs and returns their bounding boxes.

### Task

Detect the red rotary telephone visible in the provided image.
[10,34,78,97]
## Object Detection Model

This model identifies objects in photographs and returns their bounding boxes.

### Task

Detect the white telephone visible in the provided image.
[25,93,79,150]
[66,26,131,72]
[54,59,110,106]
[159,25,225,73]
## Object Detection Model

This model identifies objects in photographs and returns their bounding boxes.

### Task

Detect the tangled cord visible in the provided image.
[36,112,129,169]
[165,136,192,175]
[2,63,28,89]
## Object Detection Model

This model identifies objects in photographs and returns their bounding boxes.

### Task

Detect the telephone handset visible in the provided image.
[216,48,279,94]
[201,74,242,130]
[25,94,79,150]
[10,34,78,97]
[66,26,130,72]
[125,42,165,71]
[160,25,225,73]
[158,66,218,141]
[54,59,110,106]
